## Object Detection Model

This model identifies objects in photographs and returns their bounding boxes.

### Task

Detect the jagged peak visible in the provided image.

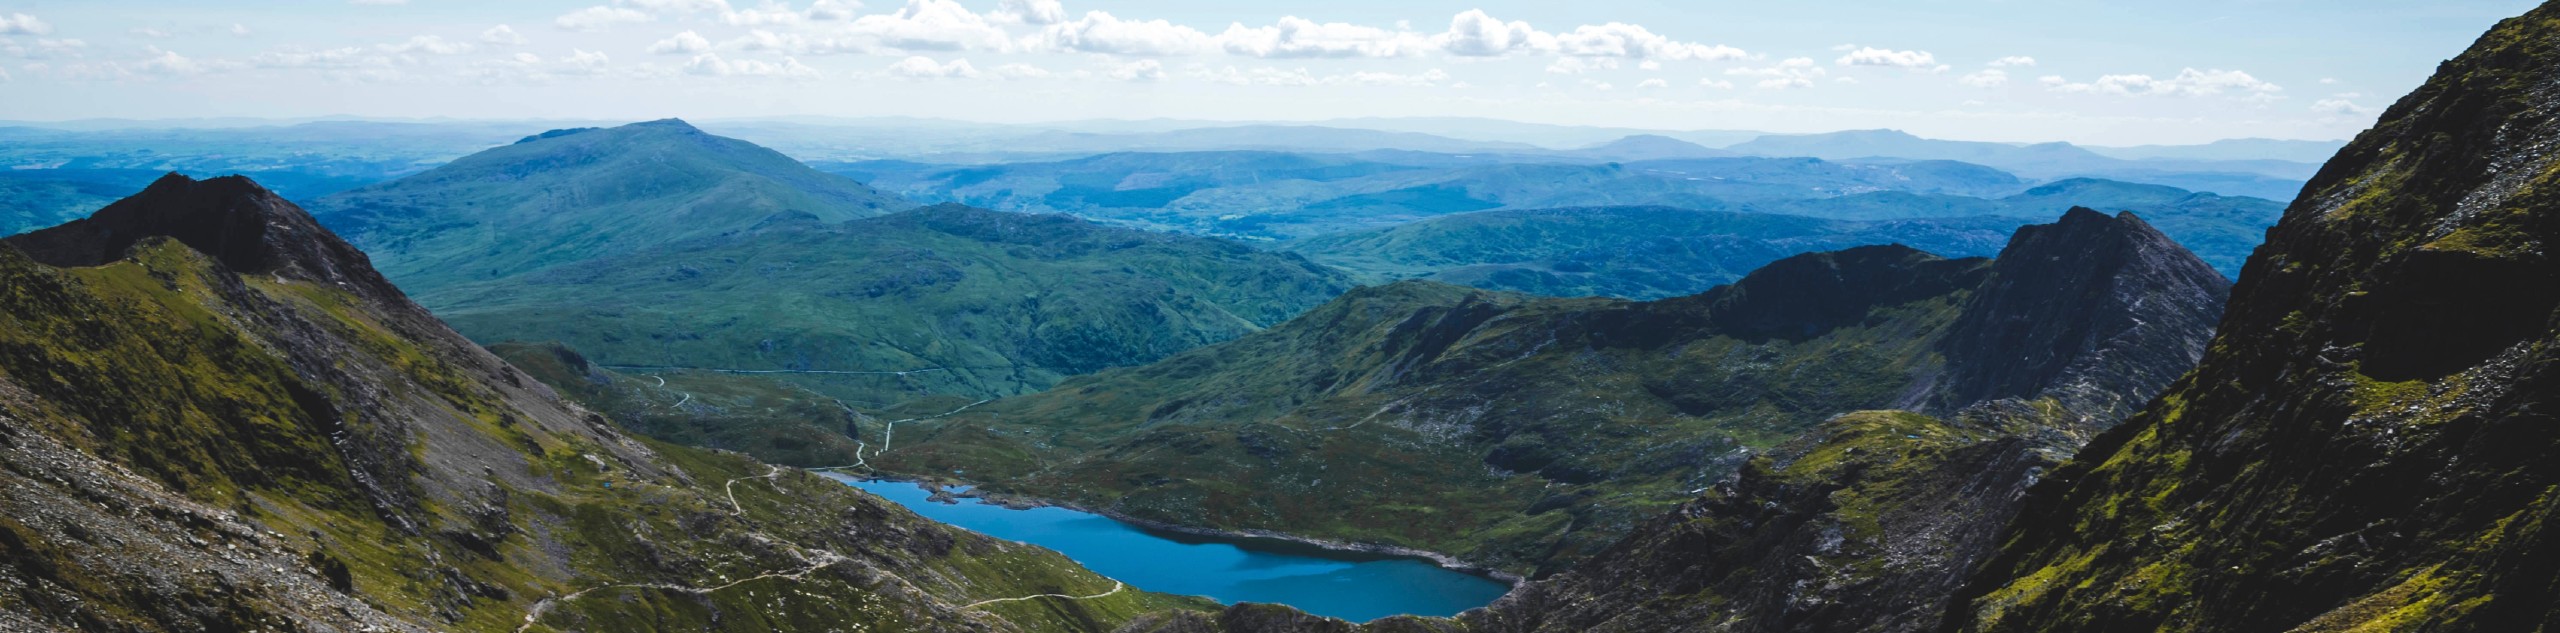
[2,173,405,301]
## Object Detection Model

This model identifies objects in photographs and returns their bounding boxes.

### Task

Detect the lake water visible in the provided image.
[825,475,1513,623]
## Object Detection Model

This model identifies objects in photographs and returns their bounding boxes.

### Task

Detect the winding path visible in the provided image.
[960,581,1126,610]
[603,365,951,377]
[514,552,850,633]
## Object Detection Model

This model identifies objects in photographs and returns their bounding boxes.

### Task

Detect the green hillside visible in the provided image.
[427,204,1357,406]
[308,119,913,290]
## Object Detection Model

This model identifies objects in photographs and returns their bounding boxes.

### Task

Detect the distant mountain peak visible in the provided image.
[1931,206,2230,420]
[4,172,401,300]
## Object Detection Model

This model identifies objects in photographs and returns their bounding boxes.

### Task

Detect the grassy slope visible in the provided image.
[872,247,1993,577]
[427,205,1357,406]
[0,234,1205,631]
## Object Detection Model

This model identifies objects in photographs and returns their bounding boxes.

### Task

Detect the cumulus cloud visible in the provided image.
[649,30,713,54]
[684,52,819,78]
[1987,55,2035,67]
[555,6,653,31]
[1219,17,1428,58]
[0,13,51,36]
[1958,68,2007,88]
[807,0,863,21]
[561,49,610,73]
[1190,64,1448,87]
[843,0,1014,52]
[2313,98,2375,116]
[887,55,979,79]
[137,47,233,75]
[480,25,528,45]
[1108,58,1164,81]
[1729,56,1824,89]
[1041,11,1213,56]
[2045,68,2283,100]
[1437,9,1550,57]
[991,0,1066,26]
[1636,77,1668,89]
[1555,22,1744,61]
[378,35,474,55]
[991,62,1052,79]
[2,37,86,59]
[1699,77,1733,89]
[622,0,733,14]
[1545,56,1617,75]
[252,46,383,69]
[1836,46,1936,68]
[721,2,807,27]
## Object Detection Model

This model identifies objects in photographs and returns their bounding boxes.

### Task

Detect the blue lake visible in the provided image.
[825,475,1513,623]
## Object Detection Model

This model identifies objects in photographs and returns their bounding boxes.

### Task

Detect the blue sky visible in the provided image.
[0,0,2537,144]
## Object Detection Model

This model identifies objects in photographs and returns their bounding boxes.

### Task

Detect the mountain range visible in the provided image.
[871,208,2230,576]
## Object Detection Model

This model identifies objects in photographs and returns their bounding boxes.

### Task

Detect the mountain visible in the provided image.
[0,174,1207,631]
[1946,4,2560,630]
[1293,181,2280,299]
[421,204,1357,407]
[868,210,2229,576]
[306,118,913,291]
[843,153,2030,239]
[1727,129,2324,197]
[1561,135,1731,162]
[2086,138,2351,163]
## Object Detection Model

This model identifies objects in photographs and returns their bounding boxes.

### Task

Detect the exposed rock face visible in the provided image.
[1930,207,2232,422]
[1948,4,2560,631]
[0,176,1203,631]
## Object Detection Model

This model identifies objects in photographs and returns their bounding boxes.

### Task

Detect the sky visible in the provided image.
[0,0,2539,145]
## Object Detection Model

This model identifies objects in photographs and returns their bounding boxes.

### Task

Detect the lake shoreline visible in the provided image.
[824,471,1528,588]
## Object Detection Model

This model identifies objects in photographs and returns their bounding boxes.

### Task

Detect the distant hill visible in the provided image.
[1293,179,2283,298]
[1558,135,1730,162]
[873,210,2230,576]
[422,204,1357,405]
[1729,129,2323,192]
[307,118,913,291]
[2086,137,2349,163]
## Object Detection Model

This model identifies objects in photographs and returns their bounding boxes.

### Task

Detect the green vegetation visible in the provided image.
[433,204,1355,406]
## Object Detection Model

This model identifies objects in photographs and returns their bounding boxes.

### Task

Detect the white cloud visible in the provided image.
[1108,58,1164,81]
[131,27,172,38]
[2045,68,2283,100]
[1699,77,1733,89]
[1554,22,1744,61]
[252,46,383,69]
[721,2,807,27]
[555,6,654,31]
[887,55,979,79]
[378,35,474,55]
[2313,98,2375,116]
[229,24,253,37]
[622,0,733,14]
[1836,46,1936,68]
[1545,56,1617,75]
[137,47,232,75]
[1958,68,2007,88]
[3,38,86,59]
[649,30,713,54]
[843,0,1014,52]
[561,49,611,74]
[991,62,1051,79]
[1987,55,2035,67]
[1637,77,1668,89]
[807,0,863,21]
[480,25,528,45]
[2319,77,2339,85]
[1583,79,1614,91]
[991,0,1066,26]
[0,13,52,36]
[1219,17,1427,59]
[1730,57,1822,90]
[684,52,819,78]
[1041,11,1213,56]
[1189,64,1448,87]
[350,0,409,5]
[1436,9,1551,57]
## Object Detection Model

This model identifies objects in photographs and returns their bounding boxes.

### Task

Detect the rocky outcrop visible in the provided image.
[1929,207,2231,422]
[1948,4,2560,631]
